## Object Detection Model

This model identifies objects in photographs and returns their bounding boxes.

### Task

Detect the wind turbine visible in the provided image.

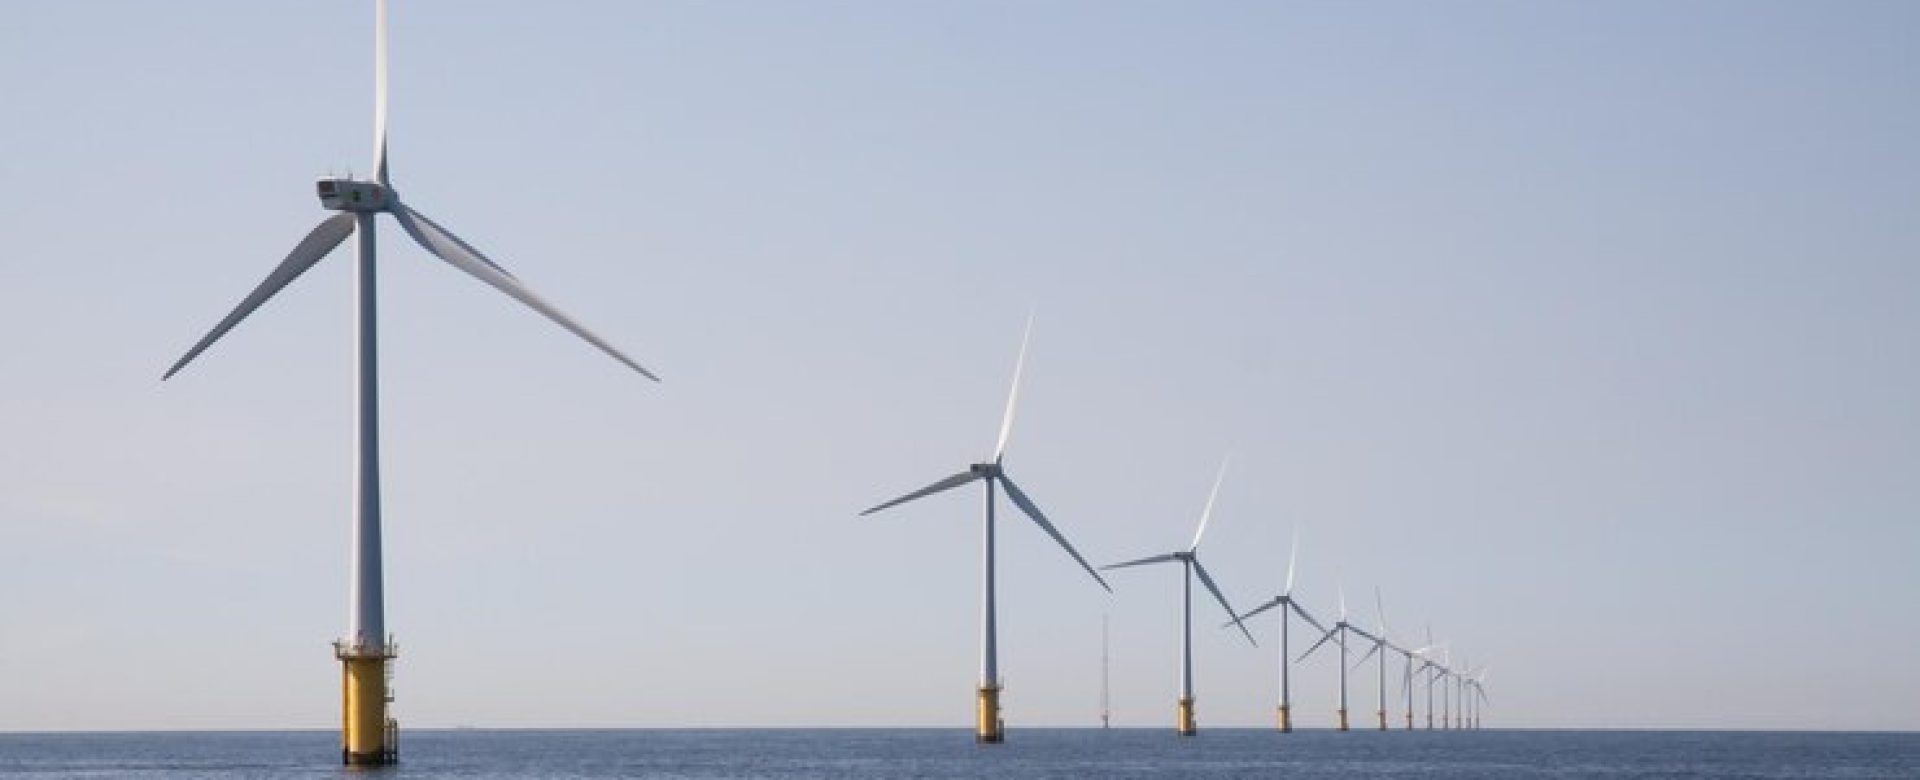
[859,316,1111,743]
[1103,458,1256,737]
[161,0,655,766]
[1469,667,1490,729]
[1227,530,1329,732]
[1413,627,1443,729]
[1297,586,1362,731]
[1348,588,1394,731]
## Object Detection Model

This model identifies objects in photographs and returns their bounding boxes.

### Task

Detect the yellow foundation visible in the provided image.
[1176,697,1196,736]
[1277,703,1292,732]
[975,685,1004,743]
[336,643,397,765]
[1337,708,1349,732]
[1377,709,1388,730]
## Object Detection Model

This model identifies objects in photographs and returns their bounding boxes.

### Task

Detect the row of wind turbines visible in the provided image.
[161,0,1488,764]
[861,322,1491,741]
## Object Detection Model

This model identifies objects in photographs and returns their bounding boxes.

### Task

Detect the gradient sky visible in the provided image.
[1,1,1915,732]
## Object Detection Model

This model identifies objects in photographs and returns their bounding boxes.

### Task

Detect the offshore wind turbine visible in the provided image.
[1103,458,1256,737]
[1228,530,1329,732]
[859,317,1111,743]
[1298,587,1361,731]
[161,0,654,766]
[1348,589,1394,731]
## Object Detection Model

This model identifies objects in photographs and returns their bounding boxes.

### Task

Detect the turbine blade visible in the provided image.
[1191,558,1254,646]
[1283,527,1299,595]
[1224,596,1283,628]
[1189,455,1231,551]
[1288,601,1330,636]
[1348,625,1382,645]
[1352,641,1381,670]
[859,469,981,516]
[390,204,658,380]
[992,310,1033,460]
[997,474,1111,592]
[163,213,356,380]
[1101,552,1180,571]
[1375,586,1390,637]
[373,0,389,186]
[1338,586,1347,620]
[1296,626,1338,662]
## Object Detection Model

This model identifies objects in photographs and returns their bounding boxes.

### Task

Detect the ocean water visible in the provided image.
[1,729,1916,778]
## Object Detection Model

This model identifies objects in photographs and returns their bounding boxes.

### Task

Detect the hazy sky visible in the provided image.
[2,1,1915,732]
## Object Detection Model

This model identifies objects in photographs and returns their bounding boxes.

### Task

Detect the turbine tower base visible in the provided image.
[975,685,1004,744]
[335,641,397,766]
[1176,697,1196,736]
[1406,712,1415,730]
[1337,708,1349,732]
[1377,709,1388,731]
[1276,704,1292,733]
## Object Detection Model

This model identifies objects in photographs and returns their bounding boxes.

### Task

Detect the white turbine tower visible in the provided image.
[1102,458,1257,737]
[162,0,655,765]
[859,315,1111,743]
[1228,530,1329,732]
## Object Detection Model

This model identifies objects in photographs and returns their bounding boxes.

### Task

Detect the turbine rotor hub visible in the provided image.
[317,177,393,213]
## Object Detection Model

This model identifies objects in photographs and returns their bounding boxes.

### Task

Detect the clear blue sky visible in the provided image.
[1,1,1915,731]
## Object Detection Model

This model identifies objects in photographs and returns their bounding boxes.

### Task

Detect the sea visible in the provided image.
[1,729,1916,778]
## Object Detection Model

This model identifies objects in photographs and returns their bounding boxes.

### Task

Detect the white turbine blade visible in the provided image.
[390,204,658,380]
[1189,455,1230,552]
[1351,641,1380,670]
[1348,625,1382,646]
[163,213,356,380]
[1225,596,1284,628]
[1375,587,1390,636]
[1191,558,1254,646]
[1101,552,1180,571]
[992,310,1034,460]
[997,474,1111,592]
[1288,601,1330,636]
[1338,585,1347,620]
[373,0,390,186]
[859,469,981,516]
[1296,626,1338,662]
[1283,527,1300,595]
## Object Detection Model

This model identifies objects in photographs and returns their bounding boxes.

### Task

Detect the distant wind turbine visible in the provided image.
[161,0,655,766]
[1103,458,1256,737]
[1298,586,1364,731]
[859,316,1111,743]
[1348,588,1395,731]
[1227,529,1329,732]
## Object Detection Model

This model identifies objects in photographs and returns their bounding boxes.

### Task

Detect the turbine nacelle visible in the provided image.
[969,462,1003,478]
[317,177,392,212]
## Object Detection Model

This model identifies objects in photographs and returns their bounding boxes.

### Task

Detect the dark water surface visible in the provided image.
[2,729,1916,778]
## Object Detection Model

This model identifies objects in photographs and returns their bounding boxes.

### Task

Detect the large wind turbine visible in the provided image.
[162,0,655,765]
[1298,587,1363,731]
[1103,458,1256,737]
[859,317,1111,744]
[1228,530,1328,732]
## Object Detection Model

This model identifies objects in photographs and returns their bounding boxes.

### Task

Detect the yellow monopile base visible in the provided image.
[1277,704,1292,733]
[976,685,1004,744]
[336,644,397,765]
[1176,697,1196,736]
[1377,709,1388,731]
[1337,708,1349,732]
